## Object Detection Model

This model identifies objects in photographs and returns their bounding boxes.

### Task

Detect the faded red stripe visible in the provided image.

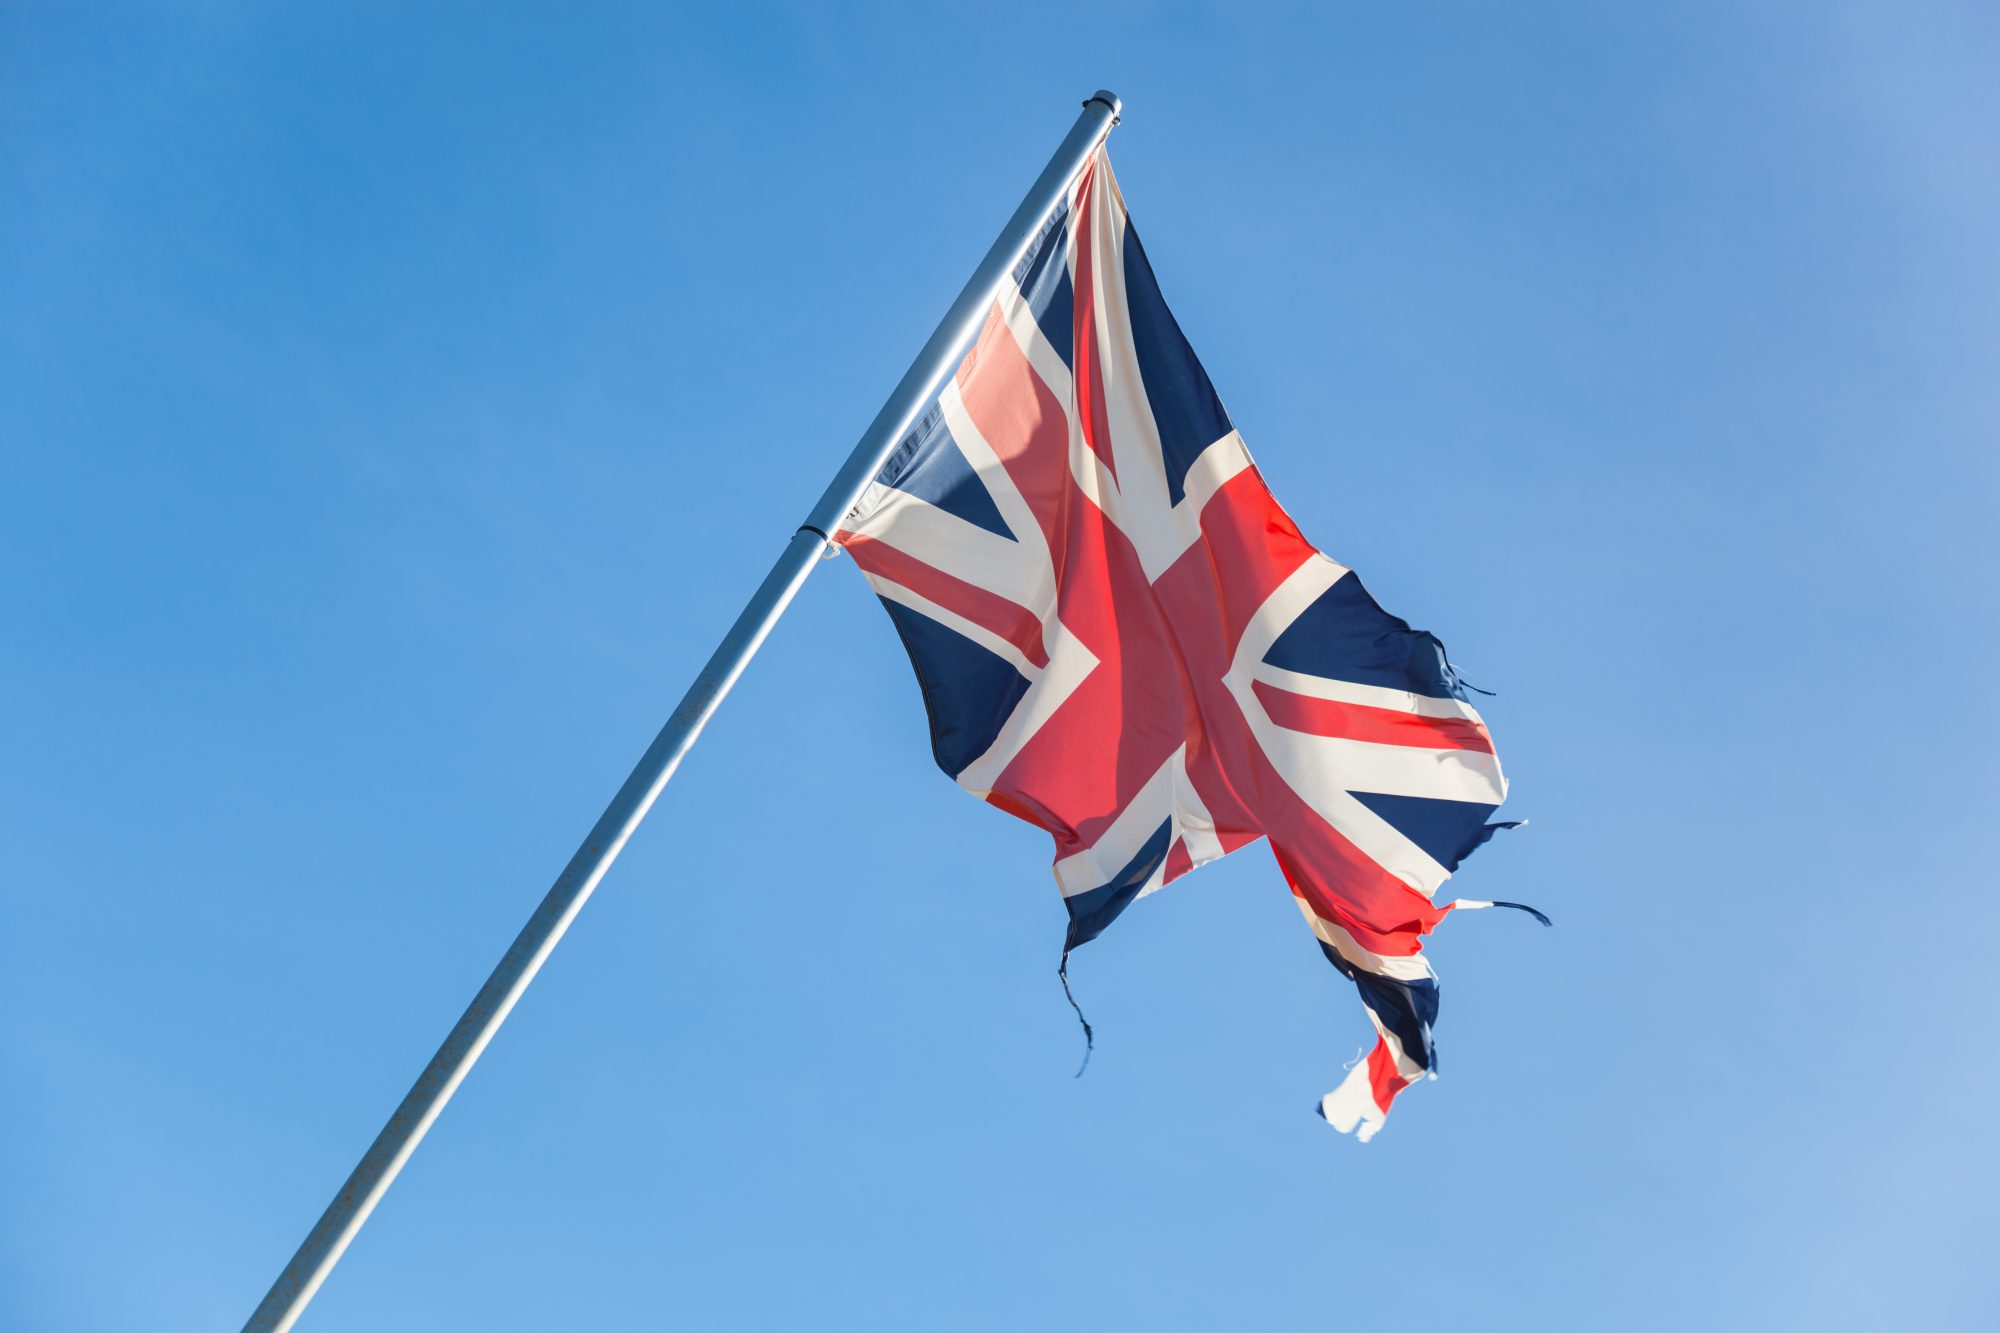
[988,489,1189,858]
[1367,1040,1411,1111]
[953,301,1071,554]
[1251,681,1494,753]
[843,534,1049,670]
[1069,164,1118,484]
[1171,466,1319,661]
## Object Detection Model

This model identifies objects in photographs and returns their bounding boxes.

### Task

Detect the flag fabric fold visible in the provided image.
[836,147,1523,1140]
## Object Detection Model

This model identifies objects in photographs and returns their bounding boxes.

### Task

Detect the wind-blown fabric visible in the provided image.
[836,147,1524,1141]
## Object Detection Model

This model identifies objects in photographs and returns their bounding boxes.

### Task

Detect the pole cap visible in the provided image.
[1084,90,1123,121]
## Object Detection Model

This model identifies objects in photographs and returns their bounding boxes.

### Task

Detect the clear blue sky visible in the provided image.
[4,4,1996,1329]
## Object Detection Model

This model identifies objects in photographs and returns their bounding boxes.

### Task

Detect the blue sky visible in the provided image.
[4,4,1996,1329]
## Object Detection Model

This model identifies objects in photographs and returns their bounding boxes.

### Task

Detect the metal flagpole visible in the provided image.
[240,90,1122,1333]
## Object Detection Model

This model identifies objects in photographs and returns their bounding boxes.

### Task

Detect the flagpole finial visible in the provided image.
[1085,90,1123,121]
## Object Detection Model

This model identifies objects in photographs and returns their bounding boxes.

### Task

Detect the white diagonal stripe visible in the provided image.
[865,575,1041,681]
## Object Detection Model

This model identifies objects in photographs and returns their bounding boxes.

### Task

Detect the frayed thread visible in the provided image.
[1449,897,1554,928]
[1058,949,1094,1077]
[1425,631,1496,698]
[1488,899,1553,927]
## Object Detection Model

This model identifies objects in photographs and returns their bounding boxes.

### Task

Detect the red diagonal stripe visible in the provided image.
[1368,1039,1411,1109]
[954,301,1070,556]
[841,534,1049,670]
[1251,680,1494,753]
[1069,163,1118,485]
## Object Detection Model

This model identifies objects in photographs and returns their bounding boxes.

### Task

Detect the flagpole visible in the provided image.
[240,90,1122,1333]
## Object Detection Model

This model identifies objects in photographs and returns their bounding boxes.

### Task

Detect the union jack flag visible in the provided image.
[836,147,1537,1141]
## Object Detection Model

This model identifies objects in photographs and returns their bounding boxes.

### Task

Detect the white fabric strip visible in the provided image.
[1053,752,1179,897]
[1086,165,1184,580]
[1319,1068,1386,1142]
[953,619,1099,799]
[1177,431,1255,523]
[996,276,1076,412]
[1275,734,1507,806]
[1168,749,1225,873]
[1253,662,1489,724]
[1294,898,1437,982]
[1227,553,1354,669]
[1222,556,1508,897]
[847,482,1046,613]
[936,381,1057,615]
[1050,745,1227,902]
[864,574,1042,681]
